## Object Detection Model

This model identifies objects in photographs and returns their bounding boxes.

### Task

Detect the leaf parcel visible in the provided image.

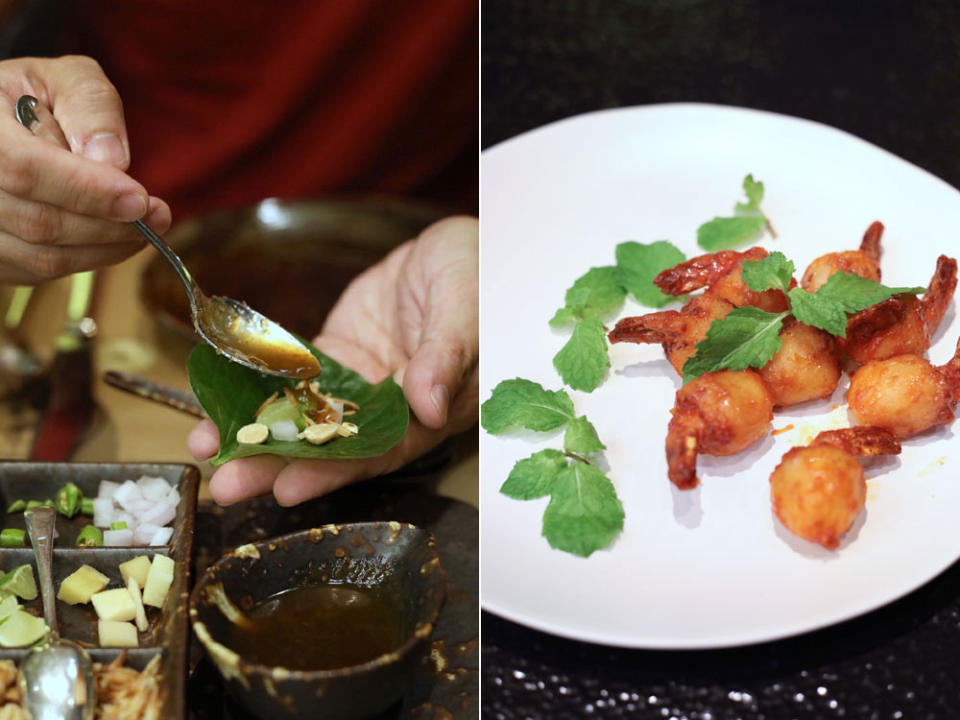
[187,343,408,466]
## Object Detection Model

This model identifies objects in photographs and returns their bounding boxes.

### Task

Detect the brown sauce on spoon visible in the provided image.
[221,584,405,671]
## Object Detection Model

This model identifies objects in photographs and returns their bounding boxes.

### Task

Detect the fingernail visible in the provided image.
[83,132,126,166]
[111,193,147,221]
[430,384,449,424]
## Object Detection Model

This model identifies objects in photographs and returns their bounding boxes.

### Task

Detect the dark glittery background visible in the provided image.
[482,1,960,718]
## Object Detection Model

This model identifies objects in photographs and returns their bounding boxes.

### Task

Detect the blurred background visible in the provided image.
[482,1,960,718]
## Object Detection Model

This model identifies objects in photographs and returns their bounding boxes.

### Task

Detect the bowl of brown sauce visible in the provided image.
[189,522,445,720]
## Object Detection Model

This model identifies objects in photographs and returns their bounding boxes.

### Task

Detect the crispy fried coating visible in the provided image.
[654,247,792,312]
[844,255,957,365]
[800,221,884,292]
[847,351,958,438]
[608,295,735,373]
[770,426,900,550]
[758,320,841,407]
[665,370,774,489]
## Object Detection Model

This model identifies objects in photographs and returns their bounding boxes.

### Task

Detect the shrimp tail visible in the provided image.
[811,427,900,457]
[859,221,884,265]
[665,412,703,490]
[608,312,679,346]
[919,255,958,336]
[654,250,745,296]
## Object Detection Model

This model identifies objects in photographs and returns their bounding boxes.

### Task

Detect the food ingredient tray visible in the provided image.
[0,462,199,720]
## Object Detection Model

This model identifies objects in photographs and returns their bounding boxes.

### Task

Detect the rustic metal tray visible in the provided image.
[0,461,199,720]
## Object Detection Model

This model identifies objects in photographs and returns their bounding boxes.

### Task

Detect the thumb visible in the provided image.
[41,56,130,169]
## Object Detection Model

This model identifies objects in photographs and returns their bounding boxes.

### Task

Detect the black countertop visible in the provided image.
[482,2,960,718]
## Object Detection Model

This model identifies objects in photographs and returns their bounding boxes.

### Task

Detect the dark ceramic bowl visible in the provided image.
[189,522,445,720]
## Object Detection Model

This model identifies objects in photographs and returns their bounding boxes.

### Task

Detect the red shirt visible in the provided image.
[72,0,477,219]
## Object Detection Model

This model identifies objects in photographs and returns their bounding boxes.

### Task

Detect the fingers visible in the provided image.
[0,237,145,284]
[186,419,220,461]
[208,455,289,506]
[44,56,131,168]
[403,216,478,429]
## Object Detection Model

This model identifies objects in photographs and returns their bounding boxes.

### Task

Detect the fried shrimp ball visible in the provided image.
[608,295,735,374]
[654,246,792,312]
[843,255,957,366]
[666,370,774,490]
[847,352,960,438]
[800,220,883,292]
[758,320,841,407]
[770,427,900,550]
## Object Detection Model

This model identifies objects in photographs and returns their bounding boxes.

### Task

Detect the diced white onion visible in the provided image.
[269,420,299,442]
[113,481,143,511]
[92,498,115,528]
[97,481,120,499]
[136,475,171,503]
[133,523,160,546]
[329,400,344,423]
[103,529,134,546]
[149,527,173,546]
[138,501,176,528]
[112,511,136,530]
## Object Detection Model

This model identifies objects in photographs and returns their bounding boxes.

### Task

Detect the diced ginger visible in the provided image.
[142,555,174,608]
[119,556,151,589]
[297,423,338,445]
[236,423,269,444]
[98,620,138,648]
[127,576,148,633]
[57,565,109,605]
[91,588,136,622]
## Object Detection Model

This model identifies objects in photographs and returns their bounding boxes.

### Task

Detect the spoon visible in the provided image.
[21,507,95,720]
[15,95,321,380]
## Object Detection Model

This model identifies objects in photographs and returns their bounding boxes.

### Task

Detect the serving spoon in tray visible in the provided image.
[21,506,95,720]
[15,95,321,380]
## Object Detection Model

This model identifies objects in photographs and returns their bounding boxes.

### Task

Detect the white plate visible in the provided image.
[480,103,960,649]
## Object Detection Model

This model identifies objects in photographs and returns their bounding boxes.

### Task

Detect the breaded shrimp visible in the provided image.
[665,370,774,490]
[757,319,841,407]
[654,246,792,312]
[847,334,960,438]
[843,255,957,365]
[770,427,900,549]
[800,221,883,292]
[608,295,735,374]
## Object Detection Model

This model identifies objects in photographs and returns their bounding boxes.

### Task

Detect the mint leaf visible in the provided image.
[789,272,926,337]
[615,240,686,308]
[542,462,624,557]
[681,307,788,383]
[500,449,567,500]
[550,266,625,327]
[564,416,606,456]
[481,378,575,434]
[553,316,609,392]
[735,174,764,214]
[697,215,766,251]
[741,251,795,293]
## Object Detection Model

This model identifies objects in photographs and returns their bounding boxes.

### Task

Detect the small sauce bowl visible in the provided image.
[189,522,445,720]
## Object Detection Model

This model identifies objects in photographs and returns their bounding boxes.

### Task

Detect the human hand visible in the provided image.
[0,55,170,284]
[188,215,479,505]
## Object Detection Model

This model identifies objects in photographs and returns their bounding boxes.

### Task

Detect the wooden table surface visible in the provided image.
[0,248,478,507]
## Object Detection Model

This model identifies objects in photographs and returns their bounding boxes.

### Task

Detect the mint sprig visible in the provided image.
[681,252,927,382]
[697,174,776,251]
[482,379,623,557]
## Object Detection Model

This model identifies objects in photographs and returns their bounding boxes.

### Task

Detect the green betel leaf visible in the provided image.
[735,174,764,214]
[741,251,795,294]
[553,316,610,392]
[696,215,766,251]
[564,416,606,456]
[187,343,409,467]
[542,462,624,557]
[550,266,626,327]
[681,307,788,383]
[500,449,568,500]
[615,240,686,308]
[481,378,575,434]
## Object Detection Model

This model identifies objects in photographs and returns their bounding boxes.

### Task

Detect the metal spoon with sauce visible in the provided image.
[15,96,321,380]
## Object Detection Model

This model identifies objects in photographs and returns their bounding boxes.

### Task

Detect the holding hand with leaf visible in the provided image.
[187,217,478,506]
